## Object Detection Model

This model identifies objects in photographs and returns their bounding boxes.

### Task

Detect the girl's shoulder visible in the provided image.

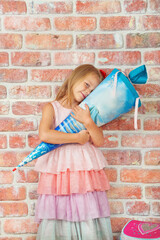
[43,100,59,109]
[42,100,64,115]
[43,101,54,110]
[41,101,56,117]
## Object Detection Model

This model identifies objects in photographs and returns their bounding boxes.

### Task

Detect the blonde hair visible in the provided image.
[55,64,103,106]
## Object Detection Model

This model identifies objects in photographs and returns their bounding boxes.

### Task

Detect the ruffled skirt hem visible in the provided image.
[35,191,110,222]
[37,169,110,195]
[34,142,107,173]
[36,218,113,240]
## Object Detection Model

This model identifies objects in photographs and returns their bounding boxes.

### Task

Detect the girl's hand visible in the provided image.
[71,104,92,125]
[77,130,90,145]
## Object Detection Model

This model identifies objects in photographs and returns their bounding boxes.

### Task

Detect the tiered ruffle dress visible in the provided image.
[35,101,113,240]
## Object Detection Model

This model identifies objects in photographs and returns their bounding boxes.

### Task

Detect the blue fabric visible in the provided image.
[129,65,148,84]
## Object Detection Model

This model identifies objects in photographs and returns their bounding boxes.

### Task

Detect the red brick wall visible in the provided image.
[0,0,160,239]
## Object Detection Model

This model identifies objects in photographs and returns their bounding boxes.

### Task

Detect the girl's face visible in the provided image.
[72,73,100,104]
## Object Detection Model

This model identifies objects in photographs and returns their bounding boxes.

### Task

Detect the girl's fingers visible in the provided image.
[85,104,89,110]
[73,106,79,112]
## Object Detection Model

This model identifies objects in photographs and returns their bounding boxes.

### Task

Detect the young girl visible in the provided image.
[35,64,113,240]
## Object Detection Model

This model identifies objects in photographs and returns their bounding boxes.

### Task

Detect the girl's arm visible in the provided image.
[71,104,104,147]
[84,119,104,147]
[39,102,90,145]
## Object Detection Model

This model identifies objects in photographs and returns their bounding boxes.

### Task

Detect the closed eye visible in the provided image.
[85,82,90,88]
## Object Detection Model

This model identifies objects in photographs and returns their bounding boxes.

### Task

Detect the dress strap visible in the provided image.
[50,101,58,127]
[50,101,72,127]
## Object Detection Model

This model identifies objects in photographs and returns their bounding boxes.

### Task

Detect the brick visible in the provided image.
[103,134,118,148]
[76,34,123,49]
[103,150,142,165]
[28,134,40,148]
[149,0,160,12]
[4,16,51,31]
[144,51,160,65]
[111,218,130,233]
[0,1,27,14]
[30,202,37,217]
[152,202,160,215]
[124,0,147,12]
[0,85,7,99]
[127,33,160,48]
[102,117,141,130]
[54,52,95,65]
[149,218,160,223]
[17,169,39,183]
[29,187,38,200]
[0,52,9,66]
[25,237,36,240]
[0,135,7,148]
[0,202,28,217]
[11,52,51,67]
[139,16,160,30]
[0,34,22,49]
[0,118,37,131]
[109,201,124,214]
[0,238,22,240]
[107,185,142,199]
[139,101,160,114]
[0,171,13,184]
[31,69,72,82]
[0,69,27,82]
[100,17,135,30]
[144,117,160,130]
[0,186,26,201]
[0,101,9,115]
[144,150,160,165]
[54,17,96,31]
[4,219,38,233]
[0,152,18,167]
[149,67,160,81]
[9,134,26,148]
[126,201,150,215]
[122,134,160,148]
[30,1,72,14]
[9,85,51,99]
[98,51,141,65]
[0,151,35,167]
[2,151,35,167]
[105,168,117,182]
[76,1,121,13]
[136,84,160,98]
[53,84,61,98]
[121,169,160,183]
[12,101,45,115]
[145,186,160,199]
[25,34,73,50]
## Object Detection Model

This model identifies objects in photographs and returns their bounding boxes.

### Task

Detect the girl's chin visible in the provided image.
[73,99,81,105]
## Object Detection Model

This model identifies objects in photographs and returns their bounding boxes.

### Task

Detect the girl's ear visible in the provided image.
[99,69,107,79]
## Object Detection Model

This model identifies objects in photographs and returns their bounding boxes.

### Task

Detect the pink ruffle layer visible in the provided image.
[37,169,110,195]
[34,142,107,174]
[35,191,110,223]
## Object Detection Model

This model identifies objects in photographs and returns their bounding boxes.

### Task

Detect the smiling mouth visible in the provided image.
[81,92,86,99]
